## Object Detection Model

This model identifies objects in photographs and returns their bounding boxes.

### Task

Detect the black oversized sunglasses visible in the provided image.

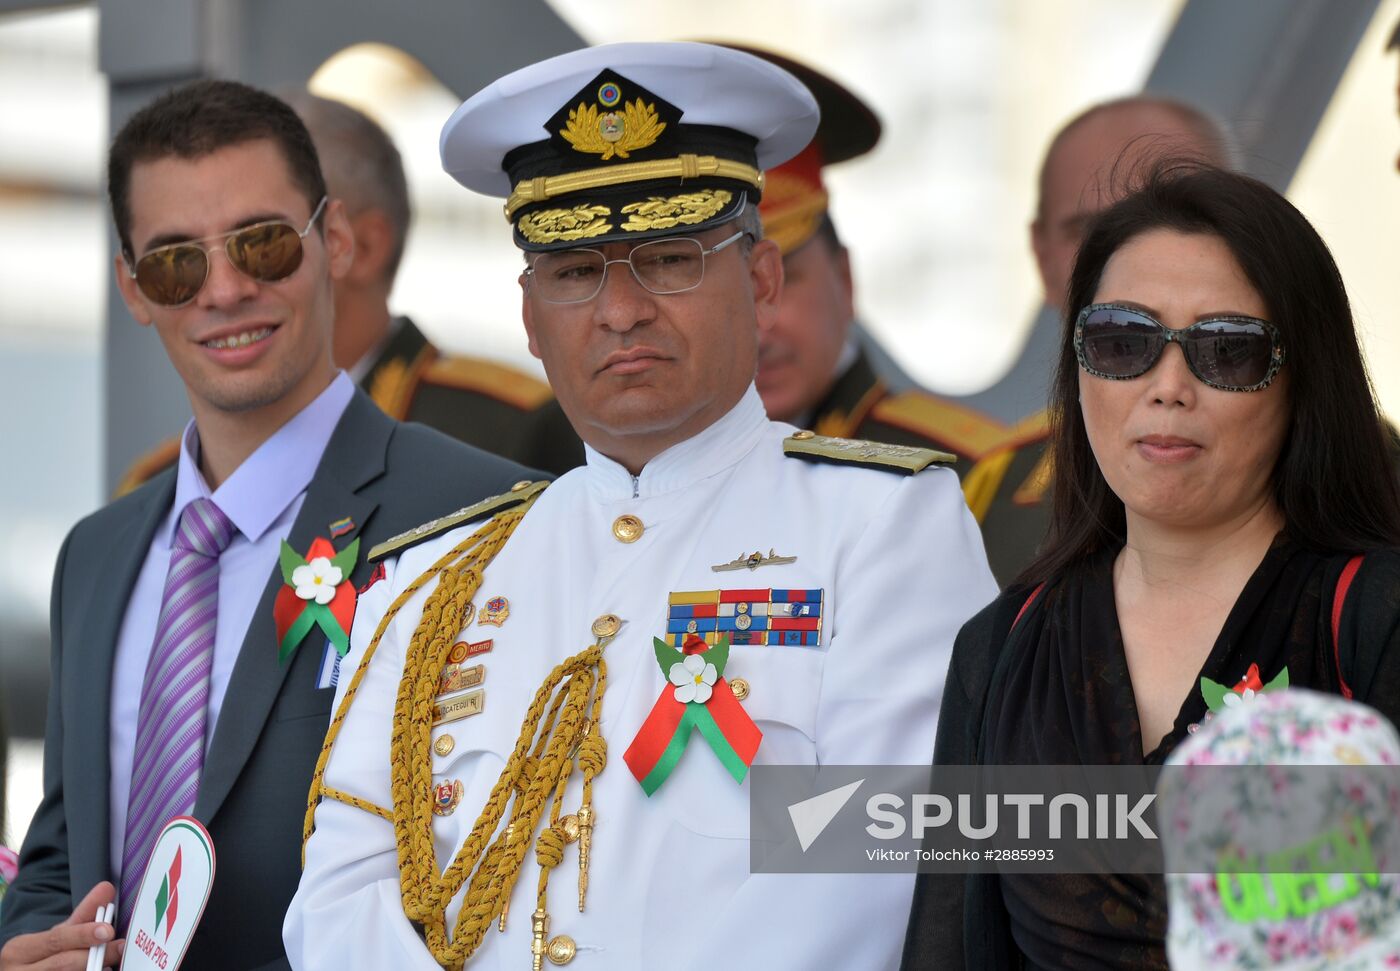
[1074,303,1286,393]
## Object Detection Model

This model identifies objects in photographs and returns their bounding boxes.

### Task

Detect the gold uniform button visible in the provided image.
[591,614,621,638]
[792,429,816,440]
[730,677,750,701]
[434,734,455,757]
[511,480,532,492]
[546,935,577,965]
[612,514,644,543]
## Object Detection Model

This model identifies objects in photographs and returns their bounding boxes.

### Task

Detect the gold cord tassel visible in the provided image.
[576,805,594,912]
[530,908,549,971]
[574,689,606,912]
[427,633,611,969]
[419,631,613,968]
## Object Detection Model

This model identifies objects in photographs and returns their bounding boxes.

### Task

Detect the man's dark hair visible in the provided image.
[108,79,327,258]
[1023,162,1400,583]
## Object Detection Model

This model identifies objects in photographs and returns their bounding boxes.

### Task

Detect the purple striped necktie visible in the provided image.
[119,497,235,928]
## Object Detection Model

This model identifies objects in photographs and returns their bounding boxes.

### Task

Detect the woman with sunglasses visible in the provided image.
[901,164,1400,969]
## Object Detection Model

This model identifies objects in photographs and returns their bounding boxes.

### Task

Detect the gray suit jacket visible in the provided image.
[0,390,536,970]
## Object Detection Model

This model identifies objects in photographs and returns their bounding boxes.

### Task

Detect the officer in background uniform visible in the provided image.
[725,45,1009,481]
[115,92,581,496]
[964,96,1236,584]
[286,42,997,971]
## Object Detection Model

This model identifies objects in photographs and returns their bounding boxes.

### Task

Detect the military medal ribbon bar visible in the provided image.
[666,588,823,647]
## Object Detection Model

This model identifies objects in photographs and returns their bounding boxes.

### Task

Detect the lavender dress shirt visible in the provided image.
[107,372,354,876]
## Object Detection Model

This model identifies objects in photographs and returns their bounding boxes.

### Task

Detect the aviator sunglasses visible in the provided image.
[1074,302,1286,392]
[125,196,328,307]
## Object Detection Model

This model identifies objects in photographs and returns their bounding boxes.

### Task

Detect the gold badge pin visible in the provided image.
[439,662,485,696]
[433,688,485,726]
[464,638,494,659]
[612,514,644,543]
[478,596,509,627]
[434,734,456,757]
[446,641,470,665]
[730,677,751,701]
[432,779,464,816]
[591,614,621,638]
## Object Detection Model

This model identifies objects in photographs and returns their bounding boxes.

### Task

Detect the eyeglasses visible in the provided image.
[125,196,328,306]
[523,229,749,304]
[1075,302,1286,392]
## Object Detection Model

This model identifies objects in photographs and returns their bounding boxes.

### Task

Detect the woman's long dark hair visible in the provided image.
[1021,163,1400,584]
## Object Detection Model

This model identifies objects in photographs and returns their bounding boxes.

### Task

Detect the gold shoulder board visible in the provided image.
[369,480,548,562]
[421,356,554,411]
[868,392,1009,461]
[782,432,956,475]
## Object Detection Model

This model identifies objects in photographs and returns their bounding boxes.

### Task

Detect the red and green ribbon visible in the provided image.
[623,634,763,795]
[1200,662,1289,712]
[273,536,359,664]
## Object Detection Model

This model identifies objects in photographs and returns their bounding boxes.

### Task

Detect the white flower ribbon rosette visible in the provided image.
[291,556,343,605]
[1221,687,1257,708]
[669,653,718,705]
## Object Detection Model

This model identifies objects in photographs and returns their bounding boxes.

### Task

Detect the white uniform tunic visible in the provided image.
[286,386,997,970]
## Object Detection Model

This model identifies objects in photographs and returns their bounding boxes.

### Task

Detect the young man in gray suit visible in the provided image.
[0,80,534,971]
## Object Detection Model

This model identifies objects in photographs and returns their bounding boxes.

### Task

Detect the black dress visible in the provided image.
[900,536,1400,970]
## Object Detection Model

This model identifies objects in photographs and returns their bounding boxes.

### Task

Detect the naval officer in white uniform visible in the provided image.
[286,42,998,971]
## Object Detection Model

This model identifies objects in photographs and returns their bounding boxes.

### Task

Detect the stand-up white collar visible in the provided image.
[582,384,770,501]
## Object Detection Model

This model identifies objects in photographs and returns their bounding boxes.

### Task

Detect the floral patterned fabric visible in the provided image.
[1162,690,1400,970]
